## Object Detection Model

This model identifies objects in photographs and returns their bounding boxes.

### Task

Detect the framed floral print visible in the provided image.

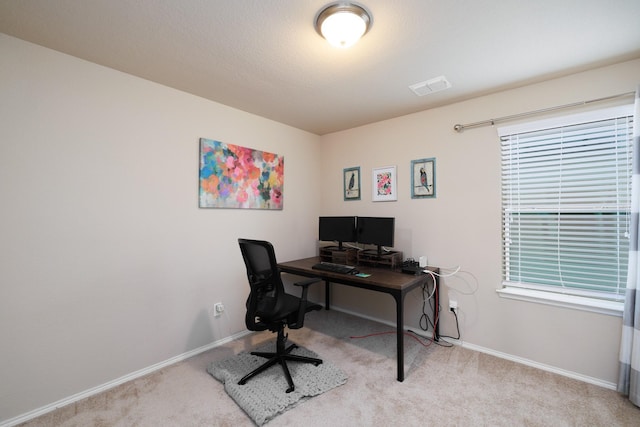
[372,165,397,202]
[411,157,436,198]
[343,166,361,200]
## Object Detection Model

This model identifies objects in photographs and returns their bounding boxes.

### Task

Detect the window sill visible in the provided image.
[496,287,623,317]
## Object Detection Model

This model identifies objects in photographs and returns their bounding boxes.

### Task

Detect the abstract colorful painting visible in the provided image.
[199,138,284,209]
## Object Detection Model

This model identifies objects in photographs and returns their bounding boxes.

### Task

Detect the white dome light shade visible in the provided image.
[321,11,366,48]
[315,3,372,48]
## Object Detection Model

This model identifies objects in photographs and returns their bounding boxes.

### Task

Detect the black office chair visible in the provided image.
[237,238,323,393]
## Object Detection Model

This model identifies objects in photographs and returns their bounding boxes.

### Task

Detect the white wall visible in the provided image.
[319,58,640,386]
[2,31,639,424]
[0,34,321,422]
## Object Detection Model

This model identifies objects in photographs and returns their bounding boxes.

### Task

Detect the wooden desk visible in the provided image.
[278,256,439,382]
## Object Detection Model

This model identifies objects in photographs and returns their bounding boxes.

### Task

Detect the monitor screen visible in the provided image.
[318,216,357,249]
[356,217,395,249]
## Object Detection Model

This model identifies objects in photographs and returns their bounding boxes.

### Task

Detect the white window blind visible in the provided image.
[499,106,633,301]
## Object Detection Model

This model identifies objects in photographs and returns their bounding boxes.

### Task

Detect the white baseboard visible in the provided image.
[0,330,252,427]
[327,305,617,390]
[459,341,617,390]
[3,308,617,427]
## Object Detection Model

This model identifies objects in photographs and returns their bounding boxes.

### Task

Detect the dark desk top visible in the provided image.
[278,256,438,293]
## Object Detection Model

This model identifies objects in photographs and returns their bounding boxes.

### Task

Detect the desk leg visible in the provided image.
[434,275,440,341]
[394,292,404,382]
[325,280,331,310]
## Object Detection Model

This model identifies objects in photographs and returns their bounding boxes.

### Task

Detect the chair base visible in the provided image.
[238,329,322,393]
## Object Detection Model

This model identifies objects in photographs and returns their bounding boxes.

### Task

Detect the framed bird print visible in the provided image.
[411,158,436,199]
[343,166,361,200]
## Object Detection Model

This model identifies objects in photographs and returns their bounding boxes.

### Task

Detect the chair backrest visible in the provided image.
[238,238,285,331]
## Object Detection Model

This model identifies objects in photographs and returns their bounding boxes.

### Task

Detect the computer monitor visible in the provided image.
[356,216,395,255]
[318,216,357,250]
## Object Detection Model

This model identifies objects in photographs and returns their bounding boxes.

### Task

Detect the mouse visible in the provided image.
[349,269,360,275]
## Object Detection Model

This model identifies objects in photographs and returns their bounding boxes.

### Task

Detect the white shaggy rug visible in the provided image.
[208,342,347,426]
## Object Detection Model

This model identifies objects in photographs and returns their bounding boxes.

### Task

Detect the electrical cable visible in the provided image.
[408,328,453,348]
[350,263,465,349]
[446,272,480,295]
[418,278,435,331]
[430,265,480,296]
[421,269,439,339]
[415,276,453,346]
[349,330,435,348]
[351,269,456,348]
[439,309,461,341]
[423,265,461,277]
[416,264,466,345]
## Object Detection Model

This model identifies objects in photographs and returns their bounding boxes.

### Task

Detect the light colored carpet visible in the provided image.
[16,309,640,426]
[208,343,347,426]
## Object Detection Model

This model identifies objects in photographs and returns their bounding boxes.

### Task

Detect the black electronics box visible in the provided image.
[401,265,424,275]
[401,259,424,275]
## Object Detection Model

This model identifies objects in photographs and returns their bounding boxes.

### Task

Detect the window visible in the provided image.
[498,105,633,314]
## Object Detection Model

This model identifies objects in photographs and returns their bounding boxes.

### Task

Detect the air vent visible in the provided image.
[409,76,451,96]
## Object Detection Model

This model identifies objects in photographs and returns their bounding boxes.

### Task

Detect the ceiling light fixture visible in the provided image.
[315,2,372,48]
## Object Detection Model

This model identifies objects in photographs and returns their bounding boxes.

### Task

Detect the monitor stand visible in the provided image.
[363,246,384,256]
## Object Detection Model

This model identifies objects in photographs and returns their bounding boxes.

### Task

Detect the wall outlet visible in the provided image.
[213,302,225,317]
[449,300,458,312]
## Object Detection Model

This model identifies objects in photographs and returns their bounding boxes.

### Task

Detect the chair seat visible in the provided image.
[257,293,321,324]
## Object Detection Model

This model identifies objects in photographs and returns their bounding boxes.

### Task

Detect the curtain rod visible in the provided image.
[452,91,635,133]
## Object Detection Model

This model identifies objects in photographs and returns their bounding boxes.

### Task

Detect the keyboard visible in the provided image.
[312,261,357,274]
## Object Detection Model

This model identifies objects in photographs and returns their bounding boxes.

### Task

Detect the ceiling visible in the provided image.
[1,1,639,135]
